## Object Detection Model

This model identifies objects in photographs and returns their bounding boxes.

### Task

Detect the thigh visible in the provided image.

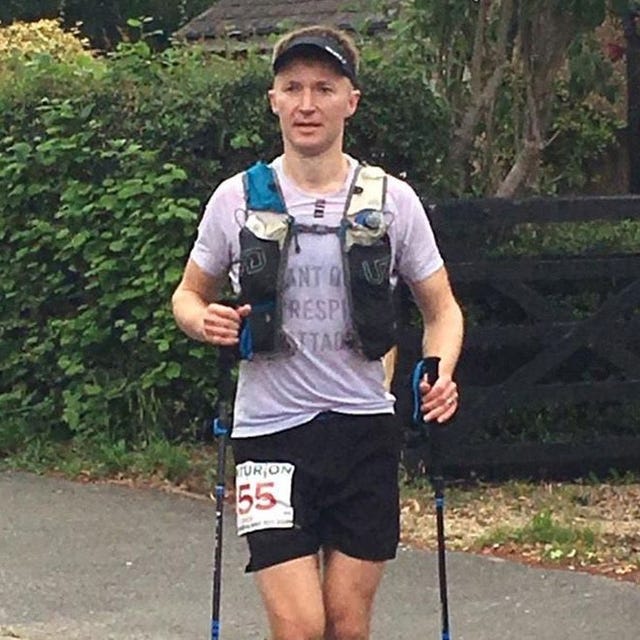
[323,549,386,640]
[256,555,325,640]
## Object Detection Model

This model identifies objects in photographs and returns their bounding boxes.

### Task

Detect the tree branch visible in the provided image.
[496,4,576,196]
[447,0,515,189]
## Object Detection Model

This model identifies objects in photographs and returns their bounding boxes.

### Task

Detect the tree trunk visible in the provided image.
[447,0,515,191]
[495,3,577,196]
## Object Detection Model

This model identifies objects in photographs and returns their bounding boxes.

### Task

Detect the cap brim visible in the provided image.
[272,36,356,83]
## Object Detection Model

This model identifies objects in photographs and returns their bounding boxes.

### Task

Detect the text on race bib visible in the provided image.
[235,461,295,536]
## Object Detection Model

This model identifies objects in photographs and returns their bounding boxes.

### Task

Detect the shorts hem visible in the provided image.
[245,545,319,573]
[245,543,397,573]
[324,540,398,563]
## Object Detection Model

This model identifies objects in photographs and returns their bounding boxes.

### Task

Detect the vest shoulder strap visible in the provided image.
[243,161,387,217]
[346,164,387,219]
[244,161,287,213]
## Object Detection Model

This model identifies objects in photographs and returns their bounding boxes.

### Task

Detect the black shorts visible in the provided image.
[231,412,401,572]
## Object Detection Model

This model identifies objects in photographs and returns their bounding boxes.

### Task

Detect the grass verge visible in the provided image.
[400,473,640,582]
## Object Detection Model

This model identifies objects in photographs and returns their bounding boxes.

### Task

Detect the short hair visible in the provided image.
[271,25,360,85]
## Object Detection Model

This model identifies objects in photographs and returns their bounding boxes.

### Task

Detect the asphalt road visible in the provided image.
[1,470,639,639]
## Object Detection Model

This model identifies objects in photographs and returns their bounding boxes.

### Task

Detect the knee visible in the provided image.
[271,616,325,640]
[325,612,368,640]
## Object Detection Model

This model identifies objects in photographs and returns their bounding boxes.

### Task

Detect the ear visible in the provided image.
[268,88,278,115]
[346,88,361,118]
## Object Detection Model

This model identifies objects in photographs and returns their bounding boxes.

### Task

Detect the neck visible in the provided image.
[282,147,350,194]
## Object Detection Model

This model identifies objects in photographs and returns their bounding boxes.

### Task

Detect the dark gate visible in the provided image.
[394,196,640,480]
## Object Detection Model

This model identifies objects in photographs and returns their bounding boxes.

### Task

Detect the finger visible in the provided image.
[202,330,239,346]
[424,400,458,424]
[202,317,241,344]
[421,389,457,408]
[420,387,452,412]
[204,315,240,332]
[420,375,454,393]
[422,377,456,395]
[207,303,241,320]
[236,304,252,318]
[204,326,239,342]
[205,337,239,347]
[436,397,459,423]
[203,327,240,345]
[418,380,433,395]
[421,389,458,420]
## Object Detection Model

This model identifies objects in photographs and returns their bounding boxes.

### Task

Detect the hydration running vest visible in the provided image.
[238,161,397,361]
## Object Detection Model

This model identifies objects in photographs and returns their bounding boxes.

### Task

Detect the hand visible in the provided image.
[201,303,251,346]
[419,373,459,424]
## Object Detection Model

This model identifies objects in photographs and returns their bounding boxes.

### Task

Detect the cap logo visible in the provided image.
[323,45,347,65]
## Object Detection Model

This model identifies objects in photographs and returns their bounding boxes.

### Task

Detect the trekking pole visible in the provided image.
[412,356,451,640]
[210,345,235,640]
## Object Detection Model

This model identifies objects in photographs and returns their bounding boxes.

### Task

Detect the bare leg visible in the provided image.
[322,549,386,640]
[255,555,326,640]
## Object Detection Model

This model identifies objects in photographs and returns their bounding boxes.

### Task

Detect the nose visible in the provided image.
[299,88,315,112]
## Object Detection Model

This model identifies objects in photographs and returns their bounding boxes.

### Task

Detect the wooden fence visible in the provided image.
[393,196,640,480]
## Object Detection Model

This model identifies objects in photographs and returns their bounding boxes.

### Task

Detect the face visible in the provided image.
[268,57,361,158]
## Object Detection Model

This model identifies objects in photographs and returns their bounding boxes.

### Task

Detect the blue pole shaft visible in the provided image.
[422,357,451,640]
[210,345,235,640]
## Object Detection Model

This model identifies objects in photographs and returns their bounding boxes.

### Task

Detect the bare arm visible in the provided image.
[171,259,250,345]
[408,266,464,423]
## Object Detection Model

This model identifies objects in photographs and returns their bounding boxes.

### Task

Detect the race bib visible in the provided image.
[235,461,295,536]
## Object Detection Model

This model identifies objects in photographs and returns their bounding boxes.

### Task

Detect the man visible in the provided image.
[172,24,463,640]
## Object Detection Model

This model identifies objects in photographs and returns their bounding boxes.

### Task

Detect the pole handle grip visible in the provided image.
[411,356,441,428]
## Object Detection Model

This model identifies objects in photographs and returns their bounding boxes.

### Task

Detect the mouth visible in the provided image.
[294,122,322,131]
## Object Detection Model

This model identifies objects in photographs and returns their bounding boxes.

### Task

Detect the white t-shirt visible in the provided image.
[190,155,443,438]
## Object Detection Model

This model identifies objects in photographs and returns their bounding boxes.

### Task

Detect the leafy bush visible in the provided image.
[0,42,230,451]
[0,1,214,51]
[0,110,212,448]
[0,18,91,60]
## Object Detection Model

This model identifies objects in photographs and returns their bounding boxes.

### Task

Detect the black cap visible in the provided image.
[272,34,357,84]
